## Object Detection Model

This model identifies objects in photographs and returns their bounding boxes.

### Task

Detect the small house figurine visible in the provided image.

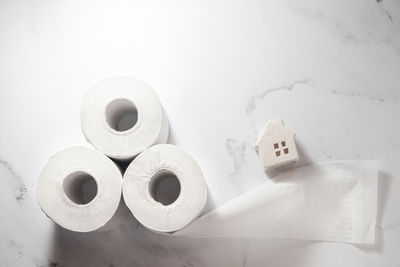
[255,119,299,170]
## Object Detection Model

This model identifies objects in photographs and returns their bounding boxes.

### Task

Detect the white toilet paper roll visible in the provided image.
[123,158,377,244]
[36,147,124,232]
[123,144,207,232]
[81,76,169,160]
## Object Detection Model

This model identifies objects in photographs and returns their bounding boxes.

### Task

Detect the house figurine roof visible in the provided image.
[255,119,299,171]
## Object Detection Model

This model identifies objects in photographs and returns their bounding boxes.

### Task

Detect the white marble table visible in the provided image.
[1,0,399,266]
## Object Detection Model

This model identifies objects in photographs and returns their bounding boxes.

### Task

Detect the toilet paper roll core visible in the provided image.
[62,171,98,205]
[148,169,181,206]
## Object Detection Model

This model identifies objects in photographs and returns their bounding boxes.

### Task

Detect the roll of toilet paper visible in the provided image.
[81,76,169,160]
[123,156,377,244]
[36,147,124,232]
[123,144,207,233]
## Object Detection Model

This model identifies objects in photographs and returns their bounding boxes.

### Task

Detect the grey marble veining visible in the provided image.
[0,157,28,203]
[0,0,399,266]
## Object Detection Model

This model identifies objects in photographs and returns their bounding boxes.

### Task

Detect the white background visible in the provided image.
[0,0,399,266]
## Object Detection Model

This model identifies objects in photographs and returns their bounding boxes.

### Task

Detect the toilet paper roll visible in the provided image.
[123,144,207,232]
[123,157,378,244]
[81,76,169,160]
[36,147,124,232]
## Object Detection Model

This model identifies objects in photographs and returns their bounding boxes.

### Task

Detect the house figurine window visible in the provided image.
[274,141,289,157]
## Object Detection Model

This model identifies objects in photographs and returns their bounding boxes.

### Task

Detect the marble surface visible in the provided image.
[1,0,399,266]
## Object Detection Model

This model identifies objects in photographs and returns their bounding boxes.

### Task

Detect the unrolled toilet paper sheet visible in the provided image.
[171,160,377,244]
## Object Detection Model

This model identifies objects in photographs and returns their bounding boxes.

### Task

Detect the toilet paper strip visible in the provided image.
[37,147,125,232]
[123,150,377,244]
[81,76,169,160]
[175,160,377,244]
